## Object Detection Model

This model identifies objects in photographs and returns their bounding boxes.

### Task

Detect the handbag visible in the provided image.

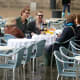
[4,25,24,38]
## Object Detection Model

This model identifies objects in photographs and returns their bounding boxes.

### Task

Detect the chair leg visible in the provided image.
[3,69,8,80]
[23,64,26,80]
[32,58,35,73]
[61,76,63,80]
[17,68,20,80]
[51,53,54,69]
[20,65,24,80]
[73,77,75,80]
[13,68,15,80]
[57,74,59,80]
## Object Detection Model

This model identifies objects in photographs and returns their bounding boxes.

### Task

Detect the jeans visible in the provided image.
[62,4,70,13]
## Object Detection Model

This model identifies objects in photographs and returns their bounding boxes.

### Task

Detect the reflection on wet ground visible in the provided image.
[0,62,57,80]
[0,53,75,80]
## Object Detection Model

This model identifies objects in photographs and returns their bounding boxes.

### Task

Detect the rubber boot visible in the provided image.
[68,12,70,15]
[62,12,65,18]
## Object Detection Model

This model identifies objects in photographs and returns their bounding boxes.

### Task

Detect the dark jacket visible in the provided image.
[62,0,71,5]
[57,26,75,42]
[75,25,80,40]
[27,21,41,34]
[16,17,28,35]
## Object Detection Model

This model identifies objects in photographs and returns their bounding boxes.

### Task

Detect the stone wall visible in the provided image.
[71,0,80,10]
[0,0,80,10]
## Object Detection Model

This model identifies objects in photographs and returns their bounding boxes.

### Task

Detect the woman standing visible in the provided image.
[62,0,71,17]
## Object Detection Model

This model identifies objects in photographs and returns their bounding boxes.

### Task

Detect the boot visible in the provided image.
[62,12,65,18]
[68,12,70,15]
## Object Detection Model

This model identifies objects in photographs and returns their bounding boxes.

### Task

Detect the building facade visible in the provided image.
[0,0,80,10]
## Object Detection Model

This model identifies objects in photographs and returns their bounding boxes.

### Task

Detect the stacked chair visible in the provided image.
[53,50,80,80]
[0,33,46,79]
[51,39,71,68]
[0,47,26,80]
[70,41,80,56]
[0,34,16,46]
[59,47,76,71]
[31,40,46,72]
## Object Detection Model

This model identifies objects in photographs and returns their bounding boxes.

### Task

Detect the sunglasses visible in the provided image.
[25,12,30,14]
[38,15,43,18]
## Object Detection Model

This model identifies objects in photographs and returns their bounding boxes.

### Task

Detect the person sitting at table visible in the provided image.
[73,14,80,45]
[45,14,77,66]
[25,6,35,23]
[16,6,40,38]
[4,18,24,38]
[27,11,46,36]
[64,14,76,27]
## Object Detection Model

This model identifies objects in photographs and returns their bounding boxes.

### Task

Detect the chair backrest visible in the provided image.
[70,36,80,44]
[70,41,80,55]
[59,47,73,58]
[0,18,6,27]
[35,40,46,57]
[3,34,16,42]
[54,51,63,74]
[24,44,35,64]
[15,47,26,67]
[0,16,2,19]
[55,38,70,49]
[59,47,74,69]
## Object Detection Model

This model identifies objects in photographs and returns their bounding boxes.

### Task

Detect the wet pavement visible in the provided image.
[0,53,76,80]
[0,58,57,80]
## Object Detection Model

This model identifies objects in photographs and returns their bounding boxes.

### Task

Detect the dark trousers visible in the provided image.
[63,4,70,13]
[45,42,69,66]
[45,43,60,66]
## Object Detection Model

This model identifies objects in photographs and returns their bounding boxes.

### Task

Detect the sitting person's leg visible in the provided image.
[44,43,60,66]
[44,45,53,66]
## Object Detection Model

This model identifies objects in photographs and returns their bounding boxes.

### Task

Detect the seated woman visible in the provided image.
[4,18,24,38]
[45,14,77,66]
[64,14,76,27]
[73,14,80,44]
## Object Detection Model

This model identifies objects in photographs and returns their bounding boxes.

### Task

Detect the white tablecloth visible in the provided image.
[7,38,35,48]
[7,33,56,48]
[32,34,56,46]
[0,46,13,51]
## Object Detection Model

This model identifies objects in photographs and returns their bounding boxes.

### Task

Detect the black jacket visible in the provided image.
[57,26,74,42]
[75,25,80,40]
[16,17,28,34]
[52,26,75,50]
[27,21,41,34]
[62,0,71,5]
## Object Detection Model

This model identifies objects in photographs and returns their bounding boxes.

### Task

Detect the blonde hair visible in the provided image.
[5,17,16,26]
[66,14,76,23]
[76,14,80,24]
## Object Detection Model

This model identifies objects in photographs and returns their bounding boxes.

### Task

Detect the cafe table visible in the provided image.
[7,38,36,48]
[32,34,56,47]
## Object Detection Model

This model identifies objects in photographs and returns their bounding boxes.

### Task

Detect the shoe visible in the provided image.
[62,12,65,18]
[68,12,70,15]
